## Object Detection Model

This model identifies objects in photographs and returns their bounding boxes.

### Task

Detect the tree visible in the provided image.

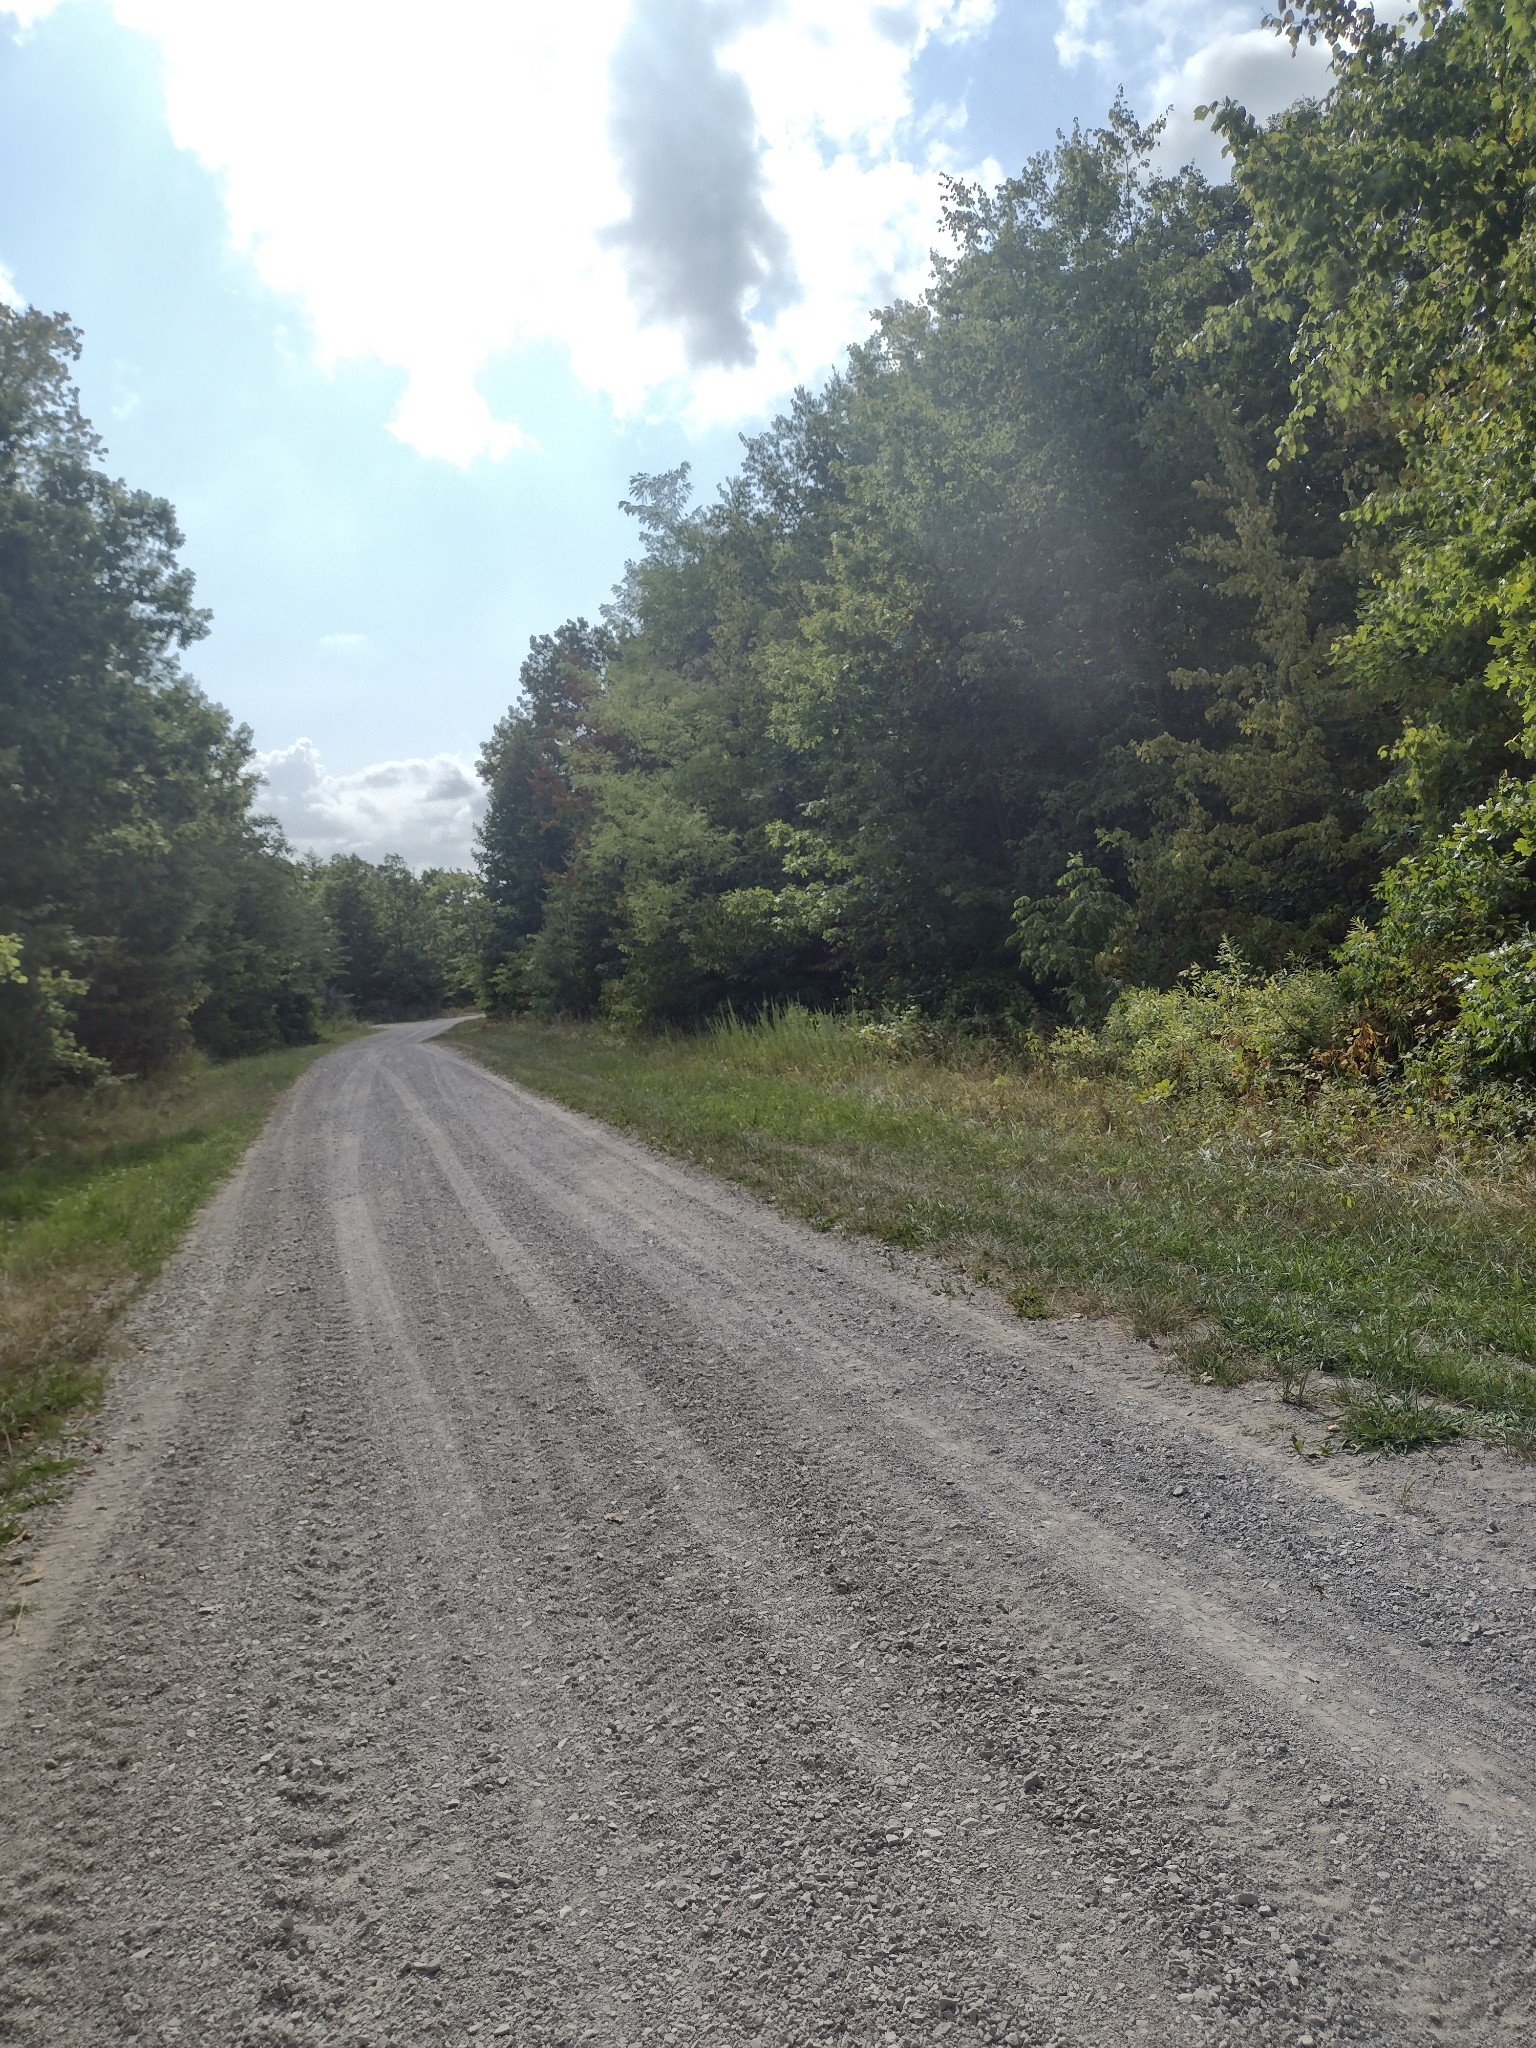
[314,855,449,1019]
[748,112,1277,1008]
[189,818,333,1058]
[1213,0,1536,827]
[471,42,1536,1079]
[482,116,1304,1024]
[0,305,230,1086]
[476,620,613,1007]
[420,868,489,1009]
[1119,419,1393,977]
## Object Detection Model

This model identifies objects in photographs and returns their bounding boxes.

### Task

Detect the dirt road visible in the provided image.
[2,1022,1533,2046]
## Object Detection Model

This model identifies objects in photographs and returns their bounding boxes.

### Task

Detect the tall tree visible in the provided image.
[1213,0,1536,831]
[0,306,237,1088]
[190,818,333,1059]
[476,620,613,1006]
[315,855,450,1020]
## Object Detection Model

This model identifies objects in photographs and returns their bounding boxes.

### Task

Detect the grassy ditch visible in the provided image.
[0,1031,357,1540]
[456,1010,1536,1456]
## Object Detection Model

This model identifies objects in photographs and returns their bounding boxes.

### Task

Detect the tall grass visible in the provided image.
[0,1032,356,1539]
[458,1008,1536,1452]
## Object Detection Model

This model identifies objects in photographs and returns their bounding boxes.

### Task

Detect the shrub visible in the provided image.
[1445,936,1536,1079]
[1011,856,1130,1026]
[1339,776,1536,1078]
[1057,941,1344,1098]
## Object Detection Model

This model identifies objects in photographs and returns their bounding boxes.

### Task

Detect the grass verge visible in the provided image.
[456,1010,1536,1454]
[0,1031,358,1541]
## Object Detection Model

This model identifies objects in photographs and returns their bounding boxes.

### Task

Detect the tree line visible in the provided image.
[0,308,483,1118]
[12,0,1536,1124]
[475,0,1536,1102]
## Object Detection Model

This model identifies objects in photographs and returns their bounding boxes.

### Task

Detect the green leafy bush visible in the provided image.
[855,1005,948,1060]
[1339,776,1536,1080]
[1448,938,1536,1079]
[1011,856,1130,1026]
[1053,942,1344,1098]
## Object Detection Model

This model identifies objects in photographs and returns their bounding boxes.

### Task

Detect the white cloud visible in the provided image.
[317,631,368,653]
[1054,0,1242,79]
[679,0,1002,426]
[0,259,24,310]
[14,0,996,460]
[1150,24,1333,172]
[258,738,486,871]
[1055,0,1113,70]
[1047,2,1335,171]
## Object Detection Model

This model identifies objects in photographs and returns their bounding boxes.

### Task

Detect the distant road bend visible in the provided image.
[2,1021,1533,2045]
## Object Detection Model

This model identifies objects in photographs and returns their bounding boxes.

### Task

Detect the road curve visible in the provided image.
[1,1022,1533,2046]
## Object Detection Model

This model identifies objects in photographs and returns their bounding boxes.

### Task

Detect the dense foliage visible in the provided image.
[17,0,1536,1129]
[0,306,318,1102]
[475,2,1536,1110]
[0,308,483,1119]
[311,854,484,1021]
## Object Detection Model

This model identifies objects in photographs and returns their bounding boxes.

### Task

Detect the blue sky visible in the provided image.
[0,0,1330,866]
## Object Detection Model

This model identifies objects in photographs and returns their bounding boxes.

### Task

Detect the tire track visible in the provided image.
[1,1022,1532,2047]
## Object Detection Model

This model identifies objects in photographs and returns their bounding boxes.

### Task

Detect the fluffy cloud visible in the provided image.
[6,1,1337,458]
[1149,25,1333,170]
[0,259,22,310]
[258,738,486,871]
[11,0,995,459]
[1052,1,1334,172]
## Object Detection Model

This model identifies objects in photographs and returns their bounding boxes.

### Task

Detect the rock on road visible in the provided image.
[2,1022,1534,2047]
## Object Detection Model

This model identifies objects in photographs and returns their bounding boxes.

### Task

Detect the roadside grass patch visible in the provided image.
[454,1010,1536,1447]
[1006,1283,1050,1320]
[1337,1387,1470,1456]
[0,1032,357,1539]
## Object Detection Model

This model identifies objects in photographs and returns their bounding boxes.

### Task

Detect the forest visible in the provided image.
[8,0,1536,1133]
[0,299,482,1125]
[473,0,1536,1122]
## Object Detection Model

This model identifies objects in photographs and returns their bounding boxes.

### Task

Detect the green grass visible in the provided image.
[455,1009,1536,1452]
[0,1030,358,1540]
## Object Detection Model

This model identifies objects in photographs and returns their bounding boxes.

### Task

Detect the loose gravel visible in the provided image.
[1,1021,1533,2047]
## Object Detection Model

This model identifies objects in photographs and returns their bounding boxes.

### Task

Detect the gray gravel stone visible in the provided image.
[0,1019,1533,2045]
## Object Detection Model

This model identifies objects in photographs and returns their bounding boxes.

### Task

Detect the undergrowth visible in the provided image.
[0,1030,358,1543]
[457,1006,1536,1454]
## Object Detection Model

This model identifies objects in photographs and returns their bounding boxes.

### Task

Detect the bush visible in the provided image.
[1339,776,1536,1078]
[1053,941,1345,1098]
[1444,936,1536,1079]
[0,933,109,1130]
[1011,856,1130,1025]
[855,1005,948,1060]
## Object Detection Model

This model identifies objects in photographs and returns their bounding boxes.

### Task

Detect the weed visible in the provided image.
[1161,1328,1253,1388]
[1289,1430,1336,1462]
[1338,1388,1469,1456]
[1486,1413,1536,1460]
[1007,1283,1049,1319]
[1278,1360,1315,1407]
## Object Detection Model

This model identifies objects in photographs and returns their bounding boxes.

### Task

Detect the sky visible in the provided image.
[0,0,1332,868]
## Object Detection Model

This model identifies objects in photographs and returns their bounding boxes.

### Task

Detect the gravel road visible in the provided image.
[2,1021,1534,2047]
